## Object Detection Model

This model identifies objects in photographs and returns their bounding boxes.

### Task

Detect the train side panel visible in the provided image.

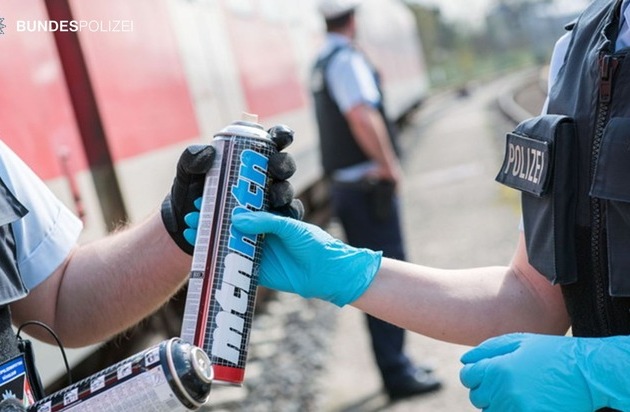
[0,0,429,386]
[68,0,202,224]
[357,0,430,120]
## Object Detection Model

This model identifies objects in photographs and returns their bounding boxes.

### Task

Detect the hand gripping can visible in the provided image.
[180,117,287,385]
[28,338,212,412]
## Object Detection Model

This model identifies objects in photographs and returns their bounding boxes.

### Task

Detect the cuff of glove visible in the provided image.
[331,249,382,307]
[578,336,630,410]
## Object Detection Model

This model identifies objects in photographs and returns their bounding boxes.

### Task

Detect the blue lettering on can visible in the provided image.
[213,146,270,365]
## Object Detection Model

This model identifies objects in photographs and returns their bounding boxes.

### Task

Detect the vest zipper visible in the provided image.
[591,53,620,334]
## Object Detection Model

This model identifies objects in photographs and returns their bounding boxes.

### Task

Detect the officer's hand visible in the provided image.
[264,125,304,221]
[231,211,381,307]
[162,145,215,255]
[460,332,630,411]
[166,125,304,254]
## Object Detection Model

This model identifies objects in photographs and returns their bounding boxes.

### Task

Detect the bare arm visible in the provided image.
[352,232,571,346]
[11,211,190,347]
[346,104,402,183]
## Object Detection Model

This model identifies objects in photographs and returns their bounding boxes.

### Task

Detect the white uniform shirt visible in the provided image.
[318,33,382,181]
[322,33,381,113]
[0,141,82,290]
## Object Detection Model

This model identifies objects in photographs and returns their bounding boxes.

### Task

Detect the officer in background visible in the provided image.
[309,0,441,400]
[228,0,630,410]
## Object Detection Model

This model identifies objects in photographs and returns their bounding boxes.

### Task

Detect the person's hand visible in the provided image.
[460,332,630,411]
[162,125,303,255]
[232,211,382,307]
[263,124,304,220]
[161,145,215,255]
[367,160,403,189]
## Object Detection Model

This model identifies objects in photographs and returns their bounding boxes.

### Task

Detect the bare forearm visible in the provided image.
[346,105,399,173]
[17,212,190,347]
[352,258,570,346]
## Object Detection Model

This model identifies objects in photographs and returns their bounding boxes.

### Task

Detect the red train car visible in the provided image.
[0,0,428,388]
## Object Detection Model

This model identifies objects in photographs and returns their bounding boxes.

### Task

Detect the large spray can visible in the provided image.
[180,116,290,385]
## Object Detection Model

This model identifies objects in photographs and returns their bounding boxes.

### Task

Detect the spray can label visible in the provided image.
[28,338,212,411]
[181,120,276,385]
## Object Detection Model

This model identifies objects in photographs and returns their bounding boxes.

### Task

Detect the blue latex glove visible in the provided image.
[230,211,382,307]
[460,332,630,411]
[183,198,203,247]
[182,195,304,247]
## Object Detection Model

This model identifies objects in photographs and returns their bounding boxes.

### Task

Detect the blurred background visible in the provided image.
[0,0,591,410]
[409,0,588,87]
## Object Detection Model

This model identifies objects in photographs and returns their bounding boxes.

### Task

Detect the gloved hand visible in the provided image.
[231,211,382,307]
[162,145,214,254]
[162,125,303,255]
[459,332,630,412]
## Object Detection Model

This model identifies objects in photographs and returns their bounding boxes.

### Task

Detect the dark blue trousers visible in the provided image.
[331,180,417,389]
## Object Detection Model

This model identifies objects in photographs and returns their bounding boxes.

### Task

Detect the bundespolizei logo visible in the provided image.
[0,18,6,35]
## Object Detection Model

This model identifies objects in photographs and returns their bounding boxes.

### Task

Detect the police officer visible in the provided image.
[228,0,630,410]
[310,0,441,400]
[0,132,299,407]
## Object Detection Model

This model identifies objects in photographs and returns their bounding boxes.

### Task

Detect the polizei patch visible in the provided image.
[496,132,551,196]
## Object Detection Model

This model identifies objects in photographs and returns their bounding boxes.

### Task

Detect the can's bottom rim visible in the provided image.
[191,347,214,384]
[166,339,211,408]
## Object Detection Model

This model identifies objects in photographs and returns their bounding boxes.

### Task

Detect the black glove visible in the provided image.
[161,145,214,254]
[266,125,304,220]
[161,125,304,255]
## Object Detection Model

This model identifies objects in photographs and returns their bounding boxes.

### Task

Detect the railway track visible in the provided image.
[497,67,548,124]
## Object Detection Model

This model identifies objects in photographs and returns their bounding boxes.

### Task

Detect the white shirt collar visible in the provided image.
[320,32,352,58]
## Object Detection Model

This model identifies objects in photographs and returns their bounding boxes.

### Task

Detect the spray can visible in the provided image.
[180,116,287,385]
[28,338,212,412]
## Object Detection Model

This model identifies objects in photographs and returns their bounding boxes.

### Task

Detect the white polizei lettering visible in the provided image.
[511,144,520,177]
[504,142,546,186]
[517,146,527,179]
[535,151,545,184]
[527,148,535,182]
[503,143,515,175]
[527,148,543,183]
[509,144,523,177]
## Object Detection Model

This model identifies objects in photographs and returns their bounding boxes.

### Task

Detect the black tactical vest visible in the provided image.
[546,0,630,338]
[311,43,398,175]
[498,0,630,340]
[0,177,30,362]
[495,4,629,409]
